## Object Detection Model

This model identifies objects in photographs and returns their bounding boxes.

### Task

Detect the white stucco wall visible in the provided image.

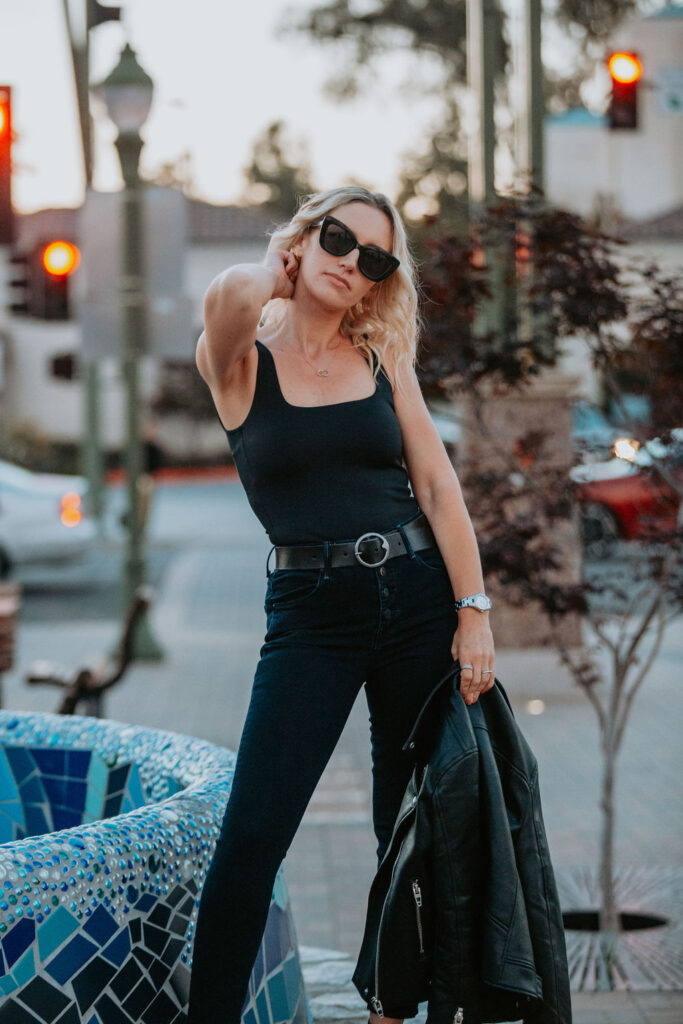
[1,241,269,450]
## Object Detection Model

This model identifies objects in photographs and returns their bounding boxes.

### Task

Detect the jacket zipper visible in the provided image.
[372,832,407,1017]
[411,879,424,954]
[371,766,430,1017]
[453,1010,464,1024]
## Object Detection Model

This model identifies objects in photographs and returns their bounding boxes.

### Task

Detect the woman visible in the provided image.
[186,185,495,1024]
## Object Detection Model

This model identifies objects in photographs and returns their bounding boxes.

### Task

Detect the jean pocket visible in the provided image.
[264,568,325,611]
[411,544,448,573]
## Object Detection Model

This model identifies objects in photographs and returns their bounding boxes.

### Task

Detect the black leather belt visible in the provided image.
[273,512,436,570]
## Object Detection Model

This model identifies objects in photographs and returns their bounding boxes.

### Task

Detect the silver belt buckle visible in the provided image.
[354,531,390,568]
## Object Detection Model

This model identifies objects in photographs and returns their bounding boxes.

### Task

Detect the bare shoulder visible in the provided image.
[384,357,424,413]
[203,340,259,432]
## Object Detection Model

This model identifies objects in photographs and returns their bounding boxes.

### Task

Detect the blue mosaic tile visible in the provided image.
[12,944,36,987]
[3,917,35,968]
[256,984,270,1024]
[68,749,92,779]
[101,927,131,968]
[0,999,38,1023]
[4,745,34,783]
[268,966,290,1021]
[47,932,100,985]
[17,973,71,1019]
[84,905,119,946]
[73,955,117,1013]
[0,710,312,1024]
[0,974,18,996]
[94,991,134,1023]
[19,774,45,803]
[37,905,80,960]
[33,748,67,776]
[55,1008,81,1024]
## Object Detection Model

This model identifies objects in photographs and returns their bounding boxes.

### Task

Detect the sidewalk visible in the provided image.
[3,476,682,1023]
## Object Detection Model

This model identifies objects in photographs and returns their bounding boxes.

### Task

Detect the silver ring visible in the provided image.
[354,531,390,568]
[482,670,493,674]
[460,663,474,671]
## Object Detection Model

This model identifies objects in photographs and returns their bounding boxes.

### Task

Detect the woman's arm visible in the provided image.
[197,247,299,388]
[393,365,495,704]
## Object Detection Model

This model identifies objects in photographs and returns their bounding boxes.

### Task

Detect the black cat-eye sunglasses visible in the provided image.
[311,214,400,282]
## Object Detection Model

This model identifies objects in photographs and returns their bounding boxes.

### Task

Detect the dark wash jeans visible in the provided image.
[186,511,459,1024]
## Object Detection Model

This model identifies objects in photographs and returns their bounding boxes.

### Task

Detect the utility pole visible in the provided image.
[61,0,121,536]
[515,0,549,356]
[466,0,507,346]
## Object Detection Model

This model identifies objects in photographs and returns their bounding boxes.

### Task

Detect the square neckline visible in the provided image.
[256,339,379,410]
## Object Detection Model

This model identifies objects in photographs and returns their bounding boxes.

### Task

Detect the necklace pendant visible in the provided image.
[317,369,329,376]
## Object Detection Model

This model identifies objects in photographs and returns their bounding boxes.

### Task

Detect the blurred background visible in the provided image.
[0,1,681,1021]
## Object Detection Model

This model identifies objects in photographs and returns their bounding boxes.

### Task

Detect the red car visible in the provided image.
[570,433,682,559]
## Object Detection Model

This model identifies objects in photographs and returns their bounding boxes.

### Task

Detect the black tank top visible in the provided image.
[220,339,421,545]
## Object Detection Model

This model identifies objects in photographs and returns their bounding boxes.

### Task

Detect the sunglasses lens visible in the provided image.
[322,220,354,256]
[358,249,394,281]
[319,217,398,281]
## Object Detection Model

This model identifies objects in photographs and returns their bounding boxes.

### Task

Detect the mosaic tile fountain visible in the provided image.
[0,710,312,1024]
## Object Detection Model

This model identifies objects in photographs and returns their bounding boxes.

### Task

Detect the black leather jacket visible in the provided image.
[352,661,572,1024]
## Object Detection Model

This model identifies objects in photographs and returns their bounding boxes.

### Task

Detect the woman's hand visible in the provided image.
[451,610,495,705]
[263,239,300,300]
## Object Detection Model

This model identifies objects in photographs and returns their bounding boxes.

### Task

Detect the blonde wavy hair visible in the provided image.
[260,186,421,398]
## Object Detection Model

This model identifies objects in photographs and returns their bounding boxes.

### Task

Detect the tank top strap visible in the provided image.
[369,348,392,394]
[253,339,282,402]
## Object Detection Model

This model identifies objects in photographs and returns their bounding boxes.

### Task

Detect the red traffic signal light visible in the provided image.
[37,240,81,319]
[42,240,81,278]
[6,240,81,320]
[0,85,14,244]
[608,52,642,130]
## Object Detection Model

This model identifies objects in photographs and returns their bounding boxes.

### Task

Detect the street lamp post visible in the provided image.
[92,43,164,661]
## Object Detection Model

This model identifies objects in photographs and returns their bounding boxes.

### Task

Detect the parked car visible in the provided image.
[571,399,636,463]
[570,430,683,559]
[0,460,96,578]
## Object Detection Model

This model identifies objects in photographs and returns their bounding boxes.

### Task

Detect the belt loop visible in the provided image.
[396,523,416,559]
[322,540,331,579]
[266,544,276,578]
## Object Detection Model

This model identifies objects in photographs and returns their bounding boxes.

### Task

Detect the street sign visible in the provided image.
[656,67,683,114]
[77,186,194,360]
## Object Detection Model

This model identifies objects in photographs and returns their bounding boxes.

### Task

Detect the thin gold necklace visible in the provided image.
[287,339,345,376]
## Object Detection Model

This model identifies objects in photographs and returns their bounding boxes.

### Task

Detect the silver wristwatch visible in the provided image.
[454,592,492,612]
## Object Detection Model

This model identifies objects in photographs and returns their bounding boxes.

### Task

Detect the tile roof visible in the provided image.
[621,204,683,239]
[14,197,279,249]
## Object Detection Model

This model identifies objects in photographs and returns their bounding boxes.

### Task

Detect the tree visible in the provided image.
[240,120,318,218]
[416,198,683,983]
[283,0,658,221]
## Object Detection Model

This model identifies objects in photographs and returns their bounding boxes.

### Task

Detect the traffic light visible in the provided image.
[0,85,14,244]
[7,249,31,314]
[6,240,81,320]
[608,52,642,130]
[38,240,81,320]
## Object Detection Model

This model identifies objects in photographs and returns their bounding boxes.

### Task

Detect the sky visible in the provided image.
[3,0,658,217]
[3,0,447,215]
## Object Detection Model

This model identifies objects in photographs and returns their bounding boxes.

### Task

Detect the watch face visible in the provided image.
[474,595,490,610]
